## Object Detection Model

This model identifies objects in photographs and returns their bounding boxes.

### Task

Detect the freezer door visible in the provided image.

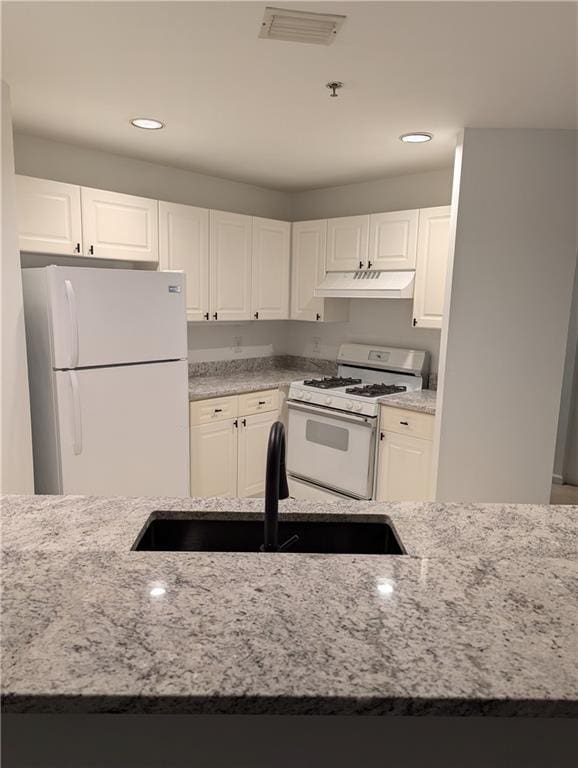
[54,361,189,496]
[46,266,186,368]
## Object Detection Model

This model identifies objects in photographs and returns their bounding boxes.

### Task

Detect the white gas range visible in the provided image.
[287,343,429,501]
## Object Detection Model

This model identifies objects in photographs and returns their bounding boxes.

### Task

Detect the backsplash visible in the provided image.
[188,355,337,379]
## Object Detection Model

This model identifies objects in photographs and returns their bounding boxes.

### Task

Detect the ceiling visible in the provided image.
[3,1,576,191]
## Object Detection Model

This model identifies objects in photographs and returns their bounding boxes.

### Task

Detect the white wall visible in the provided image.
[285,300,442,371]
[0,83,34,492]
[187,321,286,363]
[13,133,292,220]
[290,168,453,220]
[434,128,577,504]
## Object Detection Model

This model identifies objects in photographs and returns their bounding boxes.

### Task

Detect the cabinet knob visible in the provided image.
[213,312,218,320]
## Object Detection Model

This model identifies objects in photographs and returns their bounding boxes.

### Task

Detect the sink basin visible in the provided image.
[134,517,404,555]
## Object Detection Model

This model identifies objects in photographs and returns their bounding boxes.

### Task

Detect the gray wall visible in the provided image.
[13,133,292,220]
[289,168,453,220]
[434,128,577,504]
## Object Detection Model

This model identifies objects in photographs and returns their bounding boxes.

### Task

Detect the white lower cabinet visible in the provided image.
[189,390,279,498]
[238,410,278,497]
[190,418,238,498]
[376,406,434,501]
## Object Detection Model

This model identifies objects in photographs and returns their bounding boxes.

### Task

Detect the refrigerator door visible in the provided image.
[54,360,189,496]
[46,266,186,369]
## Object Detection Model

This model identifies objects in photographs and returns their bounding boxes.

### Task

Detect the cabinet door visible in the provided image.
[412,206,451,329]
[326,215,369,271]
[237,411,277,498]
[190,419,238,497]
[159,201,209,321]
[290,220,327,320]
[368,209,419,270]
[376,431,432,501]
[16,176,82,256]
[209,210,252,321]
[251,217,290,320]
[81,187,159,262]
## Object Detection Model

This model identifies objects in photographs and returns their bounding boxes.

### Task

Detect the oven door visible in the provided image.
[287,401,376,499]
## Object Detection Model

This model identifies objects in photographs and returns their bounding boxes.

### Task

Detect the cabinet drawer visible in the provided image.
[190,395,238,426]
[238,389,279,416]
[380,406,434,440]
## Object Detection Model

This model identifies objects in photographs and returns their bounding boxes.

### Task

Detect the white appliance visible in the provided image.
[22,266,190,496]
[314,270,415,299]
[287,344,428,500]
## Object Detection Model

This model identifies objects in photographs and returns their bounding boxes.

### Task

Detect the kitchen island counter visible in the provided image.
[1,495,576,717]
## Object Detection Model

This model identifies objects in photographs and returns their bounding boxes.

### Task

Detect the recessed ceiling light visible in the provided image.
[400,132,433,143]
[130,118,164,130]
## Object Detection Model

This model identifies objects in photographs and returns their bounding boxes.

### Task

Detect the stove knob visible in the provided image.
[345,401,354,410]
[353,402,363,412]
[294,391,303,400]
[304,392,312,402]
[325,397,333,406]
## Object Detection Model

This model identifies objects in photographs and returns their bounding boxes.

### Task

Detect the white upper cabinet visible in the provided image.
[209,210,252,321]
[159,201,209,322]
[251,217,290,320]
[412,206,452,329]
[290,219,349,322]
[368,209,419,270]
[16,176,83,256]
[326,214,370,271]
[290,219,326,320]
[81,187,159,262]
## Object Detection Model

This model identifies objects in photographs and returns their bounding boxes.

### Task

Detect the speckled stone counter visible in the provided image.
[378,389,437,415]
[189,367,329,401]
[2,495,576,717]
[188,355,336,401]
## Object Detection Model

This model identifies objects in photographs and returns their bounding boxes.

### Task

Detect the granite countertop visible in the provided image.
[189,368,329,401]
[2,495,577,717]
[378,389,437,415]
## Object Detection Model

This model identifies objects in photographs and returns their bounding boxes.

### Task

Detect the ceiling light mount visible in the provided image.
[326,81,344,98]
[130,117,165,130]
[400,132,433,143]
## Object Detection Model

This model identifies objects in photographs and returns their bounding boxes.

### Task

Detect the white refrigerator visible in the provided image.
[22,266,190,496]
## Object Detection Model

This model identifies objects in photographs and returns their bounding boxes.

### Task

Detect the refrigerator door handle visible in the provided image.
[69,371,83,455]
[64,279,79,368]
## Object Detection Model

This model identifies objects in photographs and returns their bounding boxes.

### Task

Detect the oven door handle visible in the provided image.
[288,400,375,428]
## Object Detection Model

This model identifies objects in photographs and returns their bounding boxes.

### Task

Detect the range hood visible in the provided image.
[314,270,415,299]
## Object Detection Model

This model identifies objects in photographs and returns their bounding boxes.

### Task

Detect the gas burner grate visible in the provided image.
[345,383,408,398]
[303,376,363,389]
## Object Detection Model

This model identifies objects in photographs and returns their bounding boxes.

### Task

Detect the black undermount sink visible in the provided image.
[133,517,405,555]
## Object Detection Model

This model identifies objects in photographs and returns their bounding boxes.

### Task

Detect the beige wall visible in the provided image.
[13,133,292,220]
[1,84,34,492]
[434,128,577,504]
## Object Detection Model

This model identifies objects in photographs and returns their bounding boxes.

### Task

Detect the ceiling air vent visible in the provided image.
[259,7,346,46]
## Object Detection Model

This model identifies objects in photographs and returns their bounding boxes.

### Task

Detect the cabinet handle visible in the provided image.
[316,313,321,321]
[413,318,418,327]
[214,408,223,413]
[380,432,385,441]
[234,419,238,428]
[74,243,81,253]
[254,312,259,320]
[213,312,218,320]
[88,245,94,255]
[242,418,247,427]
[367,261,372,269]
[258,400,266,405]
[400,421,409,426]
[204,312,209,320]
[359,260,363,269]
